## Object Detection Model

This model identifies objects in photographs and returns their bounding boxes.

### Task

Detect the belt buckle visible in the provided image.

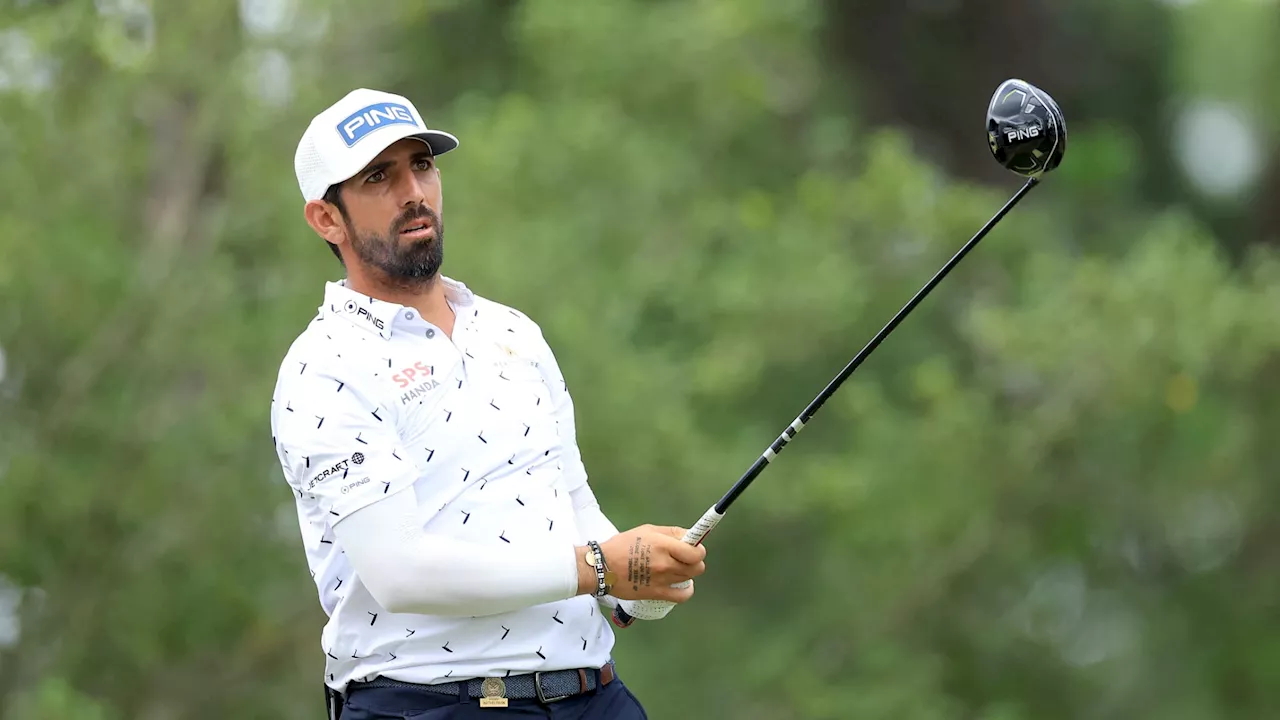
[534,671,573,704]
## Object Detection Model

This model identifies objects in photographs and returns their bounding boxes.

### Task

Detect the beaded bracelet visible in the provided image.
[586,540,609,598]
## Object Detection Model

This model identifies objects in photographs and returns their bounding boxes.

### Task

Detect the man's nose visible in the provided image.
[398,173,427,207]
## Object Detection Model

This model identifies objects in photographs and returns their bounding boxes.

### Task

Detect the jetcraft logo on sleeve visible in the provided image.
[307,454,363,490]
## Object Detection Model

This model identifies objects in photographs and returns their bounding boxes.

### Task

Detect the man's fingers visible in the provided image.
[661,526,689,541]
[661,580,695,604]
[642,580,694,604]
[664,561,705,585]
[663,536,707,565]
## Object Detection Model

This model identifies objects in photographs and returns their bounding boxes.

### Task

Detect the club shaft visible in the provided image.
[711,177,1040,517]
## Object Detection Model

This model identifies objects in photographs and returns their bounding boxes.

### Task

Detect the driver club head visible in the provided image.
[987,79,1067,177]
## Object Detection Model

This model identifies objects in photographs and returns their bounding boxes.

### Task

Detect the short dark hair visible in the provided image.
[322,184,345,264]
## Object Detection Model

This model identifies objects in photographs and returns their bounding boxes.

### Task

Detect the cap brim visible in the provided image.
[416,130,459,156]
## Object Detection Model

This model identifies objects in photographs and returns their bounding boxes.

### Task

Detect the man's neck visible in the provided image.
[346,270,456,338]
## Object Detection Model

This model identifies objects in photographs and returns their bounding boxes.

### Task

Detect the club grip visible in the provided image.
[615,506,724,621]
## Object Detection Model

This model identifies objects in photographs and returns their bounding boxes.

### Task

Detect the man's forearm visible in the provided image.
[335,487,592,617]
[367,534,582,617]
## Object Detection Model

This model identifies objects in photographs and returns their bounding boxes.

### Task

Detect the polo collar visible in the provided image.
[321,277,475,340]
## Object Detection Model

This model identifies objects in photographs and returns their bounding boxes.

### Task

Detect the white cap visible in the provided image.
[294,88,459,201]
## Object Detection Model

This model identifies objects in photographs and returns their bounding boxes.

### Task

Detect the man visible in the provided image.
[270,88,707,719]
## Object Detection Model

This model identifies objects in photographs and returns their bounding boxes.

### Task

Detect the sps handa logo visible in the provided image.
[394,361,440,405]
[336,103,419,148]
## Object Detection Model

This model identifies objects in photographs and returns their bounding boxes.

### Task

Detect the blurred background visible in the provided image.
[2,0,1279,718]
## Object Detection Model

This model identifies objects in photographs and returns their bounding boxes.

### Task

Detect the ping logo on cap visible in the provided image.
[336,102,418,147]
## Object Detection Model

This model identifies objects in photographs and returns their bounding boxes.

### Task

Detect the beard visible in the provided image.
[347,204,444,288]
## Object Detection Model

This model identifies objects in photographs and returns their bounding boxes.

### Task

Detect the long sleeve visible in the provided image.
[333,484,581,617]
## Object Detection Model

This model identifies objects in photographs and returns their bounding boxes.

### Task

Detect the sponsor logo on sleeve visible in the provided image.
[307,454,362,490]
[341,477,371,494]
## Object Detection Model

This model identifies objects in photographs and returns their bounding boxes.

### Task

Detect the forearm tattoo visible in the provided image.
[627,538,652,590]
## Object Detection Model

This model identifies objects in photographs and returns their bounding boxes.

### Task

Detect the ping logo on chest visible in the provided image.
[336,102,418,148]
[393,360,440,404]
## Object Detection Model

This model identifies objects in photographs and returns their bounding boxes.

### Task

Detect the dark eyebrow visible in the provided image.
[361,160,393,178]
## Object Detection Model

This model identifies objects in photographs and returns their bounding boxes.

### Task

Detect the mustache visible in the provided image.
[392,205,438,234]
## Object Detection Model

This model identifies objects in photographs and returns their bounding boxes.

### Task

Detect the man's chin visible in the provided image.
[380,250,442,282]
[386,263,438,280]
[402,236,436,251]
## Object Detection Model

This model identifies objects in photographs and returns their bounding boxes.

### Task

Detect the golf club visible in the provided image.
[615,78,1067,623]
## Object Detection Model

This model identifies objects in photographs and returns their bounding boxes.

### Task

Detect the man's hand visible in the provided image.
[577,525,707,604]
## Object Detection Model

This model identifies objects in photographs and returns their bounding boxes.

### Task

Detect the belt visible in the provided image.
[352,661,616,705]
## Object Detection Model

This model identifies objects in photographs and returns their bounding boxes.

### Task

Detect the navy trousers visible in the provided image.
[338,675,649,720]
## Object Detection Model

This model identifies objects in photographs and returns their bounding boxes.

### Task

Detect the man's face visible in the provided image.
[330,138,445,283]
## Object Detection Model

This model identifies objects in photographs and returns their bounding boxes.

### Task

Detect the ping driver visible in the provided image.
[615,78,1067,623]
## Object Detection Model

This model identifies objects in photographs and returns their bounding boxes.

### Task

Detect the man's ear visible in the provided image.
[304,199,348,249]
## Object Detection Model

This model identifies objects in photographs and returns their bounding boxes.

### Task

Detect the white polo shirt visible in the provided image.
[270,277,616,693]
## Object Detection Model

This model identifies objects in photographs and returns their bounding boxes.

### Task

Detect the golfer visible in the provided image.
[270,88,707,719]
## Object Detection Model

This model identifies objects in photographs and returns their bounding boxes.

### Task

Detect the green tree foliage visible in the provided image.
[1,0,1277,718]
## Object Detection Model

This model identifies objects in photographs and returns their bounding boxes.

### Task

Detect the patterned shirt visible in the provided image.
[270,277,616,692]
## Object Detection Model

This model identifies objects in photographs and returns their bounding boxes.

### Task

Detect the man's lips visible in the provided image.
[399,221,434,240]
